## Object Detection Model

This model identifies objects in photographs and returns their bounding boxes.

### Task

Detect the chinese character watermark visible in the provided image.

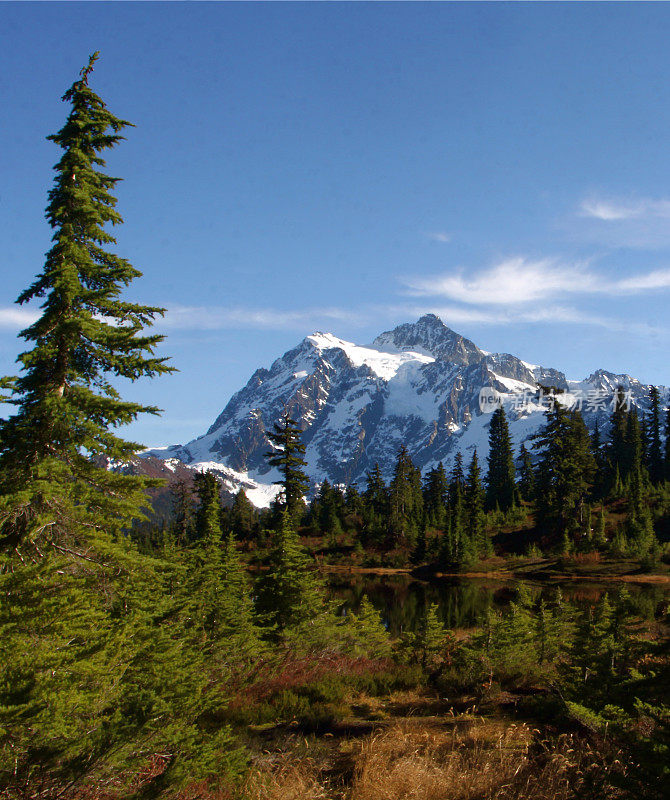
[478,386,632,414]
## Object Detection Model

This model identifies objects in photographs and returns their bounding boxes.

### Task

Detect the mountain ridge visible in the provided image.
[143,314,665,507]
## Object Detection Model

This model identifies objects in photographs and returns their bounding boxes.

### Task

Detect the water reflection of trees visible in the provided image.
[328,574,669,635]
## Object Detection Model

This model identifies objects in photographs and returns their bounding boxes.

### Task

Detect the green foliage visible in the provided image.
[256,513,333,648]
[0,56,249,797]
[465,449,489,558]
[193,469,223,543]
[533,404,596,541]
[517,442,535,502]
[266,413,310,521]
[343,595,392,659]
[388,445,423,549]
[486,406,516,512]
[230,488,258,539]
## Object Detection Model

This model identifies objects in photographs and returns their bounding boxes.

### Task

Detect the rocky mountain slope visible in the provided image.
[143,314,665,507]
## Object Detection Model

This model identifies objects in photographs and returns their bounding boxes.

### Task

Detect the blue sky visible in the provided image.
[1,2,670,446]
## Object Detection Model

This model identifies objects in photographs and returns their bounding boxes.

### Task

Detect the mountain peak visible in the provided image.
[373,314,483,365]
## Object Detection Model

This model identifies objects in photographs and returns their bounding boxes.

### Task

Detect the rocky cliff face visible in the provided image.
[143,314,665,506]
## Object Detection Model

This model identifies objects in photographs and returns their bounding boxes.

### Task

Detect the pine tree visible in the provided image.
[193,469,223,542]
[316,479,344,538]
[449,452,465,498]
[465,450,489,558]
[170,478,194,545]
[0,53,172,553]
[344,595,392,659]
[0,56,245,796]
[533,405,597,540]
[388,445,423,548]
[363,462,389,545]
[266,412,310,521]
[608,386,629,491]
[256,512,329,640]
[218,531,263,660]
[624,410,644,487]
[590,420,606,498]
[412,603,451,671]
[517,442,535,502]
[486,406,516,511]
[423,462,448,529]
[647,387,664,484]
[230,487,257,539]
[594,505,607,548]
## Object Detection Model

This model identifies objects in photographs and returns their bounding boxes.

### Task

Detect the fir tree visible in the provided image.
[256,512,329,641]
[344,595,392,659]
[170,478,194,545]
[388,445,423,548]
[230,487,257,539]
[193,469,223,542]
[422,462,448,529]
[608,385,629,491]
[534,405,597,540]
[0,55,244,796]
[266,412,310,521]
[624,409,644,487]
[517,442,535,502]
[0,53,172,553]
[363,462,389,545]
[465,450,489,558]
[486,406,516,511]
[218,531,263,660]
[647,386,664,484]
[594,505,607,548]
[449,452,465,499]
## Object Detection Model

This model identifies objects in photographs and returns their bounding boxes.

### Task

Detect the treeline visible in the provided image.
[178,391,669,571]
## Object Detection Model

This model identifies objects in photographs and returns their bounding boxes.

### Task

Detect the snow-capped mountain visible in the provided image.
[144,314,665,507]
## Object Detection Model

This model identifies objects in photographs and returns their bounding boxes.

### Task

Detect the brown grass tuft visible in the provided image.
[243,717,628,800]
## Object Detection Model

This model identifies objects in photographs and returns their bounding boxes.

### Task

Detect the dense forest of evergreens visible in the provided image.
[1,56,669,800]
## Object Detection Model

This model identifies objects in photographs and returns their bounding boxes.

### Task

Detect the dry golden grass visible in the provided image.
[243,716,627,800]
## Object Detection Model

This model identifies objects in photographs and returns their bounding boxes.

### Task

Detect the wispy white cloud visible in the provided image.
[403,257,597,305]
[580,196,670,222]
[397,303,665,336]
[614,268,670,292]
[425,231,451,243]
[0,307,40,330]
[162,305,365,331]
[403,257,670,306]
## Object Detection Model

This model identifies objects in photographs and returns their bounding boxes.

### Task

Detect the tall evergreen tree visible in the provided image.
[485,406,516,511]
[465,450,488,557]
[533,405,597,539]
[230,487,257,539]
[266,412,310,521]
[363,462,389,544]
[449,452,465,499]
[256,512,331,645]
[517,442,535,502]
[0,53,172,553]
[0,56,244,796]
[193,469,223,542]
[423,462,448,529]
[608,385,629,491]
[388,445,423,548]
[624,409,644,487]
[170,477,194,545]
[647,386,664,484]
